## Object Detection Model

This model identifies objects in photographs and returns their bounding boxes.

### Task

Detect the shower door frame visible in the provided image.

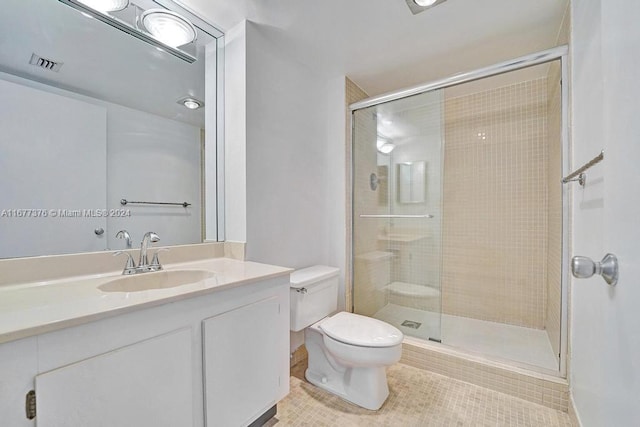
[349,45,570,378]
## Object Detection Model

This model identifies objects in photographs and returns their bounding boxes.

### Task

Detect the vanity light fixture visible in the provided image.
[177,96,204,110]
[77,0,129,13]
[58,0,197,63]
[140,9,197,48]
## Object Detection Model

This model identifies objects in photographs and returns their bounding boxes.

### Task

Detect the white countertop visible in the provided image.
[0,258,292,344]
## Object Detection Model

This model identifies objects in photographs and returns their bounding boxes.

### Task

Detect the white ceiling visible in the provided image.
[1,0,568,126]
[183,0,569,96]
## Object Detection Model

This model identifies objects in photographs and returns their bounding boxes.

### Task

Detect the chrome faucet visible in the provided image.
[113,232,163,275]
[139,231,160,270]
[115,230,132,249]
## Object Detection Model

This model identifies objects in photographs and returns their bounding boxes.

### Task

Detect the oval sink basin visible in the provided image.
[99,270,215,293]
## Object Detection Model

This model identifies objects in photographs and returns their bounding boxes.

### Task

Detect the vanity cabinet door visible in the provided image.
[35,328,193,427]
[0,337,38,427]
[203,296,282,427]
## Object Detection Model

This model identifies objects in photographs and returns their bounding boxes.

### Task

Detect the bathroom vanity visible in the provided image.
[0,255,291,427]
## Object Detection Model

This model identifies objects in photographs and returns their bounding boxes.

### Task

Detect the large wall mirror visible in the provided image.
[0,0,223,259]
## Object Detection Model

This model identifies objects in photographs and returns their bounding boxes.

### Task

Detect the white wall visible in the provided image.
[222,21,248,243]
[220,20,349,309]
[570,0,640,424]
[244,22,330,269]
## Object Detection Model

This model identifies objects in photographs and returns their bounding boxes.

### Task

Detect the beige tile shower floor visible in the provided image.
[266,362,574,426]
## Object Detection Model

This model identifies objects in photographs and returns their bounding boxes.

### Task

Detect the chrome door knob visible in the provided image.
[571,254,619,286]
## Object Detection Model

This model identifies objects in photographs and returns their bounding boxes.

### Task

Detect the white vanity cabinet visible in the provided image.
[0,275,290,427]
[203,297,282,426]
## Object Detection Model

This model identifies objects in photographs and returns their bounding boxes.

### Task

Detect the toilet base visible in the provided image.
[305,366,389,411]
[304,324,391,410]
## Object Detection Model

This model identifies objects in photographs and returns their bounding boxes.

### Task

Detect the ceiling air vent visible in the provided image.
[29,53,63,72]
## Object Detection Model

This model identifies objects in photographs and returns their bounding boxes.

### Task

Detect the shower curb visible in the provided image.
[401,340,569,412]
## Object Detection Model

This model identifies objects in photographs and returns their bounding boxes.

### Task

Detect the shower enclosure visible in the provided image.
[351,47,568,376]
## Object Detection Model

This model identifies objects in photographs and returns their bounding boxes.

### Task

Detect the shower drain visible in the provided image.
[401,320,422,329]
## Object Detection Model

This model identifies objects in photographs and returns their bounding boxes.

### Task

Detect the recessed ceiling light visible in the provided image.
[414,0,437,6]
[77,0,129,13]
[178,97,204,110]
[141,9,197,48]
[183,100,200,109]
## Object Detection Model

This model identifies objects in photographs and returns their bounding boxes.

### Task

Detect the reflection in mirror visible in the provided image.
[397,161,427,204]
[0,0,223,259]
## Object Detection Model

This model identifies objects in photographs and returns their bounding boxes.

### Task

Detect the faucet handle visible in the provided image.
[113,251,136,274]
[115,230,132,249]
[151,248,170,271]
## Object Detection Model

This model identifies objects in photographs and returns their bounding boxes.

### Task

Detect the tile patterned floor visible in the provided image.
[266,362,574,426]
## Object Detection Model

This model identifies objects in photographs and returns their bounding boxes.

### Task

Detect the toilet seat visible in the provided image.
[319,312,403,348]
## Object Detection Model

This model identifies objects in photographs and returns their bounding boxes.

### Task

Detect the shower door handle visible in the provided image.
[359,214,434,219]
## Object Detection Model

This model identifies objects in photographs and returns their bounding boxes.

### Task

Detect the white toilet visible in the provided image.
[290,265,404,410]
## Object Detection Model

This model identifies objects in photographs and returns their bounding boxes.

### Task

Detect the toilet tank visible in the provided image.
[290,265,340,332]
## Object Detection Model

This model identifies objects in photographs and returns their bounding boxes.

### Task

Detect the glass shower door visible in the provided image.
[352,90,444,343]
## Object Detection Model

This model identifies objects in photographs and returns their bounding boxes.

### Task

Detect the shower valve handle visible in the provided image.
[571,254,618,286]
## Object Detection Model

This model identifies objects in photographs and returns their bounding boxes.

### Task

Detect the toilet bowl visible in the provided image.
[290,266,403,410]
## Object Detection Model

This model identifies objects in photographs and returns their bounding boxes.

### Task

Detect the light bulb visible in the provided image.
[77,0,129,13]
[141,9,197,48]
[414,0,438,6]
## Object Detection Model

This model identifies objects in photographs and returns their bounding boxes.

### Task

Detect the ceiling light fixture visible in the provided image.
[377,137,395,154]
[178,97,204,110]
[77,0,129,13]
[378,143,396,154]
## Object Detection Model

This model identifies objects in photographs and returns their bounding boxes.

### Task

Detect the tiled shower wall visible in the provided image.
[351,80,390,317]
[385,92,443,293]
[442,79,550,328]
[545,68,562,362]
[345,78,369,311]
[545,9,570,363]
